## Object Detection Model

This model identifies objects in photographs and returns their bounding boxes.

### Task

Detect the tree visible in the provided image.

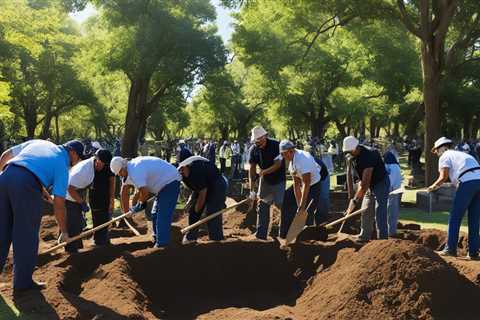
[93,0,226,157]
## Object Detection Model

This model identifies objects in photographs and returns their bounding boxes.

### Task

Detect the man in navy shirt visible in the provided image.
[0,139,84,293]
[343,136,390,241]
[248,126,286,240]
[178,156,226,244]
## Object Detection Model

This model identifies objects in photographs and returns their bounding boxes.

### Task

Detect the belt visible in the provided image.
[458,167,480,181]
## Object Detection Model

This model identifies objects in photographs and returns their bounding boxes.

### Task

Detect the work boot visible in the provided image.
[436,249,457,257]
[182,236,196,245]
[13,281,46,295]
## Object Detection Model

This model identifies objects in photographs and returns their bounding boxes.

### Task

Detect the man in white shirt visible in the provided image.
[428,137,480,259]
[278,140,324,238]
[111,156,181,247]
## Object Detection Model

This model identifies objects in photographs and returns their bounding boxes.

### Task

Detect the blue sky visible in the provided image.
[70,1,235,43]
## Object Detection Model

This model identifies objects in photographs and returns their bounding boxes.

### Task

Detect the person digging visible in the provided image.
[343,136,390,242]
[178,155,227,244]
[428,137,480,260]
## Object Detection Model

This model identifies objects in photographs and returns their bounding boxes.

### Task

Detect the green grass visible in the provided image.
[0,294,34,320]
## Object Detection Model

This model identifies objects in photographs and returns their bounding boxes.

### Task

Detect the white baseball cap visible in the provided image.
[279,139,295,153]
[251,126,267,142]
[432,137,452,151]
[342,136,359,152]
[110,156,128,175]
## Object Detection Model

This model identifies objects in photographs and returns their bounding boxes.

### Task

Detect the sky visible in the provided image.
[69,1,235,43]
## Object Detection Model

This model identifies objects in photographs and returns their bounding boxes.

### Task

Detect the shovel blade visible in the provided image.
[285,210,308,245]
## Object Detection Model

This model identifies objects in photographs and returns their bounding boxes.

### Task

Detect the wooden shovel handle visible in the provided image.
[181,198,250,234]
[325,207,368,229]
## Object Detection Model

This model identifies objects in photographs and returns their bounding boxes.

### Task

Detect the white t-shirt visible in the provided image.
[66,157,95,201]
[438,150,480,185]
[124,156,181,194]
[288,150,321,186]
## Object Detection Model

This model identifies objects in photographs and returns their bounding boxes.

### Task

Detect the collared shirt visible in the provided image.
[288,149,321,186]
[9,140,69,197]
[352,145,387,187]
[66,157,95,202]
[385,163,403,191]
[123,156,181,194]
[249,138,286,185]
[438,150,480,185]
[182,159,221,192]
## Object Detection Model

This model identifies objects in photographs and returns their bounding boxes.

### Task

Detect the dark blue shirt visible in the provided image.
[249,138,286,185]
[182,160,221,192]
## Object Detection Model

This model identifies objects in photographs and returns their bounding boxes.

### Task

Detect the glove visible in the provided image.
[80,202,90,213]
[130,202,147,213]
[249,191,257,201]
[57,232,70,244]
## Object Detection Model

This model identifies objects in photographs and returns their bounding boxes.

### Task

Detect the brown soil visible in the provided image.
[1,200,480,320]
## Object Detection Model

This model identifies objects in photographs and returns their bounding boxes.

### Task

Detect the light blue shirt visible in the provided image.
[9,140,70,197]
[385,163,403,191]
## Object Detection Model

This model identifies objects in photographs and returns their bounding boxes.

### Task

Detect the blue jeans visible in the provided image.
[186,177,226,241]
[387,193,401,236]
[360,176,390,240]
[0,165,43,289]
[445,179,480,255]
[151,180,180,246]
[256,179,285,239]
[317,177,330,222]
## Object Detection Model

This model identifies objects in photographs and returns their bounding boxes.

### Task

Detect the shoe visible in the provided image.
[466,254,480,261]
[436,249,457,257]
[13,281,46,295]
[353,235,369,243]
[182,236,197,245]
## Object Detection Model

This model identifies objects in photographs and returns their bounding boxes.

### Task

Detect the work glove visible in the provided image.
[249,191,257,201]
[130,202,147,214]
[57,232,70,244]
[80,202,90,213]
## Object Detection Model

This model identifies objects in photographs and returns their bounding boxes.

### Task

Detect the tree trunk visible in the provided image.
[369,116,376,138]
[24,105,37,139]
[422,46,441,185]
[40,112,54,139]
[393,121,400,138]
[463,114,472,140]
[122,79,149,158]
[55,114,60,143]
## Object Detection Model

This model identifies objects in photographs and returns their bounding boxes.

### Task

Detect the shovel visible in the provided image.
[284,199,315,245]
[41,209,142,255]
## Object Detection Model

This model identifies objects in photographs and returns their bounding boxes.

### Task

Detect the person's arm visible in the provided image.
[136,186,150,203]
[0,149,13,171]
[353,168,373,202]
[249,163,258,191]
[120,184,131,213]
[42,187,53,204]
[109,176,115,212]
[298,173,312,212]
[346,157,354,199]
[428,168,449,191]
[293,176,302,207]
[259,159,283,176]
[194,188,207,213]
[53,196,69,235]
[68,185,84,204]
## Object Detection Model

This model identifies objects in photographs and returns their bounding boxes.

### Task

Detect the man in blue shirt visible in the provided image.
[0,139,84,293]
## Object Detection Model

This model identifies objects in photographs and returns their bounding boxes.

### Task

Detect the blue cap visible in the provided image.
[63,140,85,159]
[279,139,295,152]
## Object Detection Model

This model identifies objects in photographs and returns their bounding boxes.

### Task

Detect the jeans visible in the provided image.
[0,165,43,289]
[65,200,86,253]
[387,193,401,236]
[151,180,181,246]
[256,179,285,239]
[445,179,480,255]
[317,177,330,222]
[359,176,390,240]
[280,181,322,238]
[186,177,226,241]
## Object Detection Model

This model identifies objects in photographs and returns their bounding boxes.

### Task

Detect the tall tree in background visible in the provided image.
[94,0,226,157]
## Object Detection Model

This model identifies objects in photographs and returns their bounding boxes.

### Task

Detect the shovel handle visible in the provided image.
[325,207,368,229]
[181,198,250,234]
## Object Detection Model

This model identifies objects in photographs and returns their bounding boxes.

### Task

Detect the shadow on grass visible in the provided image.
[399,207,468,232]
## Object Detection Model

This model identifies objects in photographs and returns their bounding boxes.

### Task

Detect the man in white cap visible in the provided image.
[178,155,226,244]
[343,135,390,241]
[110,155,181,247]
[248,126,285,240]
[278,140,327,238]
[428,137,480,259]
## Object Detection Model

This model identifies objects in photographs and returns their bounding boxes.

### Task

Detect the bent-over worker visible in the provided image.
[111,156,181,247]
[0,139,82,293]
[343,136,390,242]
[178,156,227,244]
[428,137,480,259]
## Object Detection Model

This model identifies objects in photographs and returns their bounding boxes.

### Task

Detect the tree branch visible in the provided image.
[396,0,423,39]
